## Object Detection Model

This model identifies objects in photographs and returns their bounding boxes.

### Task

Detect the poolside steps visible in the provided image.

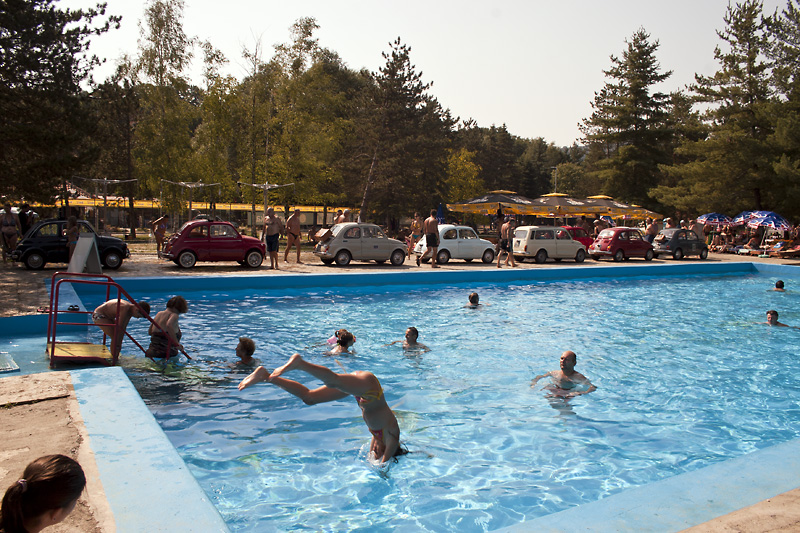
[47,342,113,367]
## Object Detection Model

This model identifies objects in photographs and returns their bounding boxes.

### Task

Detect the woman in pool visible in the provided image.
[0,454,86,533]
[328,329,356,354]
[238,353,406,463]
[145,295,187,359]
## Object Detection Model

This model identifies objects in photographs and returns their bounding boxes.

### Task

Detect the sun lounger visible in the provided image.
[770,245,800,259]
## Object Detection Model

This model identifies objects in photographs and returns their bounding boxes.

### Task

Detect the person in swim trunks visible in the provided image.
[496,216,516,268]
[283,208,303,264]
[417,209,440,268]
[531,350,596,398]
[238,353,406,463]
[261,207,284,270]
[145,296,187,359]
[92,299,151,358]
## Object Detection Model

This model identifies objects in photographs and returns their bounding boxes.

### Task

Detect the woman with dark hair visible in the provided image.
[328,328,356,354]
[145,296,187,359]
[1,454,85,533]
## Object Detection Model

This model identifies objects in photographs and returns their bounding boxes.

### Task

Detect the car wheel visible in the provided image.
[700,248,708,260]
[244,250,263,268]
[653,253,659,259]
[178,251,197,268]
[535,249,548,264]
[390,249,406,266]
[321,258,334,265]
[645,249,654,261]
[575,249,586,263]
[24,252,46,270]
[436,249,450,264]
[481,249,495,263]
[673,248,684,260]
[335,250,351,266]
[613,249,624,262]
[102,250,123,270]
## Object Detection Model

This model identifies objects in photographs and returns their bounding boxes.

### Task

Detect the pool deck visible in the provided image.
[1,251,800,531]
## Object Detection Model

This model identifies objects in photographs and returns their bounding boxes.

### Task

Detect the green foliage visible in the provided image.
[445,148,483,201]
[0,0,119,201]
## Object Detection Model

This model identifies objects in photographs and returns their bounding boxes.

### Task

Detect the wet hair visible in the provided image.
[336,329,355,347]
[767,310,778,318]
[238,337,256,357]
[137,301,151,316]
[468,292,479,305]
[1,455,86,533]
[776,280,785,289]
[392,443,411,461]
[166,296,188,314]
[406,327,419,340]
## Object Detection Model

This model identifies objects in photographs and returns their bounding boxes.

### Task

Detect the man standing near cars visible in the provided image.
[262,207,284,270]
[496,216,517,268]
[644,218,659,243]
[417,209,439,268]
[284,208,303,264]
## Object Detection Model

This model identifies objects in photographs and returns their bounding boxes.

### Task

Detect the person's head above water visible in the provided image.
[335,329,356,347]
[775,280,785,291]
[468,292,479,305]
[166,295,188,314]
[237,337,256,359]
[405,327,419,342]
[1,454,86,533]
[766,310,780,325]
[559,350,577,373]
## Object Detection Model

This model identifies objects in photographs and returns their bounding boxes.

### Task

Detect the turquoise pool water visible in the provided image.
[105,271,800,532]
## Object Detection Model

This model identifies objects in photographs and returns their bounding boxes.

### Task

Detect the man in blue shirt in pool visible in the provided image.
[531,351,596,398]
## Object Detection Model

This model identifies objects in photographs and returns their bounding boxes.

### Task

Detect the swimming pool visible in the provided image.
[97,266,800,532]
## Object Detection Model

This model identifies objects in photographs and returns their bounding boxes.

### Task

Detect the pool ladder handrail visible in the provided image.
[47,272,184,366]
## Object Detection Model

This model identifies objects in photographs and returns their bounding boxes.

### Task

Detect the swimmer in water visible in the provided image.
[773,280,785,292]
[531,350,596,398]
[234,337,258,366]
[465,292,483,308]
[238,353,407,463]
[328,329,356,354]
[385,327,430,353]
[764,309,790,327]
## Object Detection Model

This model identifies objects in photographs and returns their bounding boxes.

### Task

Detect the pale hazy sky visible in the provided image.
[63,0,788,146]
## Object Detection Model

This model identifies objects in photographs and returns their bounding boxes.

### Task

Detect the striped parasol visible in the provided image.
[697,213,733,226]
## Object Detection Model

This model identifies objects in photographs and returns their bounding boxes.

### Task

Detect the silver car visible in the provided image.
[314,223,407,266]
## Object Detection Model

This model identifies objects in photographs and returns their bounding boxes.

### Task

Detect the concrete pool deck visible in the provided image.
[1,252,800,531]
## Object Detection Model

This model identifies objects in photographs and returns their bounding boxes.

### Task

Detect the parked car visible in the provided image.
[11,219,130,270]
[160,219,266,268]
[512,226,587,263]
[413,224,495,264]
[652,228,709,260]
[589,227,654,261]
[564,226,594,248]
[314,223,407,266]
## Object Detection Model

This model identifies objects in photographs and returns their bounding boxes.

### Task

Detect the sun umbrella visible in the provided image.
[584,196,637,217]
[746,213,791,231]
[528,195,597,216]
[697,213,733,226]
[446,191,539,215]
[599,215,617,227]
[436,203,445,224]
[730,210,774,226]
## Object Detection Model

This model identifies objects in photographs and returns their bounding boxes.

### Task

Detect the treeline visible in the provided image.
[2,0,800,233]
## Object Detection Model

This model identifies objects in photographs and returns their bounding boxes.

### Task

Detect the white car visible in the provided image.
[513,225,587,263]
[413,224,495,264]
[314,223,407,266]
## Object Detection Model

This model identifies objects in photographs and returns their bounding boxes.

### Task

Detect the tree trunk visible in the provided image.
[358,147,379,223]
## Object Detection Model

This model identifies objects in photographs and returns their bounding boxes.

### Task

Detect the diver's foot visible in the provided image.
[271,353,303,379]
[238,366,271,390]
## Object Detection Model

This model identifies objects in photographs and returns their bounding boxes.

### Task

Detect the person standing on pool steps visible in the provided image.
[238,354,407,463]
[145,296,187,359]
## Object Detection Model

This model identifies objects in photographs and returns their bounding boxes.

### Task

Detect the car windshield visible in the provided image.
[330,224,346,237]
[598,229,615,239]
[177,221,194,234]
[514,229,527,239]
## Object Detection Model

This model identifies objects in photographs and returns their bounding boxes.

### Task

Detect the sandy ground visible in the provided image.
[1,241,799,531]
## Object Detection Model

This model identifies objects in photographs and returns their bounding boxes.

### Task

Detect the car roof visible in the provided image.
[659,228,680,235]
[516,225,568,231]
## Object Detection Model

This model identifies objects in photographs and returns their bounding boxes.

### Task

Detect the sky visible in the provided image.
[62,0,789,147]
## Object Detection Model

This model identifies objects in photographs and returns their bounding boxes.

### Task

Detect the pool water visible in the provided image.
[116,273,800,532]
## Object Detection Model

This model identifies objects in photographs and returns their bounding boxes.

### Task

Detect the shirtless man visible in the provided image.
[284,208,303,264]
[385,327,430,353]
[92,299,150,358]
[644,217,658,243]
[765,310,790,327]
[261,207,284,269]
[496,217,516,268]
[151,214,169,252]
[234,337,257,366]
[417,209,439,268]
[773,280,786,292]
[531,350,596,398]
[334,210,344,224]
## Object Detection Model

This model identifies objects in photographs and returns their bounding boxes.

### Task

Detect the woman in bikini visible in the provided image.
[238,353,405,463]
[408,212,422,257]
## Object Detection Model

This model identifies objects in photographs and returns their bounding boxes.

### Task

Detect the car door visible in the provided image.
[185,223,210,260]
[686,230,700,254]
[534,229,556,257]
[440,227,459,258]
[34,221,68,263]
[341,226,363,259]
[209,223,242,261]
[554,228,575,258]
[458,228,481,259]
[361,225,387,260]
[627,230,648,256]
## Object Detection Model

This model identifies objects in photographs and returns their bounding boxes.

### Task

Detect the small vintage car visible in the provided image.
[413,224,495,264]
[314,223,407,266]
[652,228,709,260]
[589,227,654,262]
[11,218,129,270]
[563,226,594,249]
[160,219,266,268]
[512,226,587,263]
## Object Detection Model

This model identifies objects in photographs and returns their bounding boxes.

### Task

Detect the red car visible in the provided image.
[589,227,654,262]
[564,226,594,249]
[160,220,266,268]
